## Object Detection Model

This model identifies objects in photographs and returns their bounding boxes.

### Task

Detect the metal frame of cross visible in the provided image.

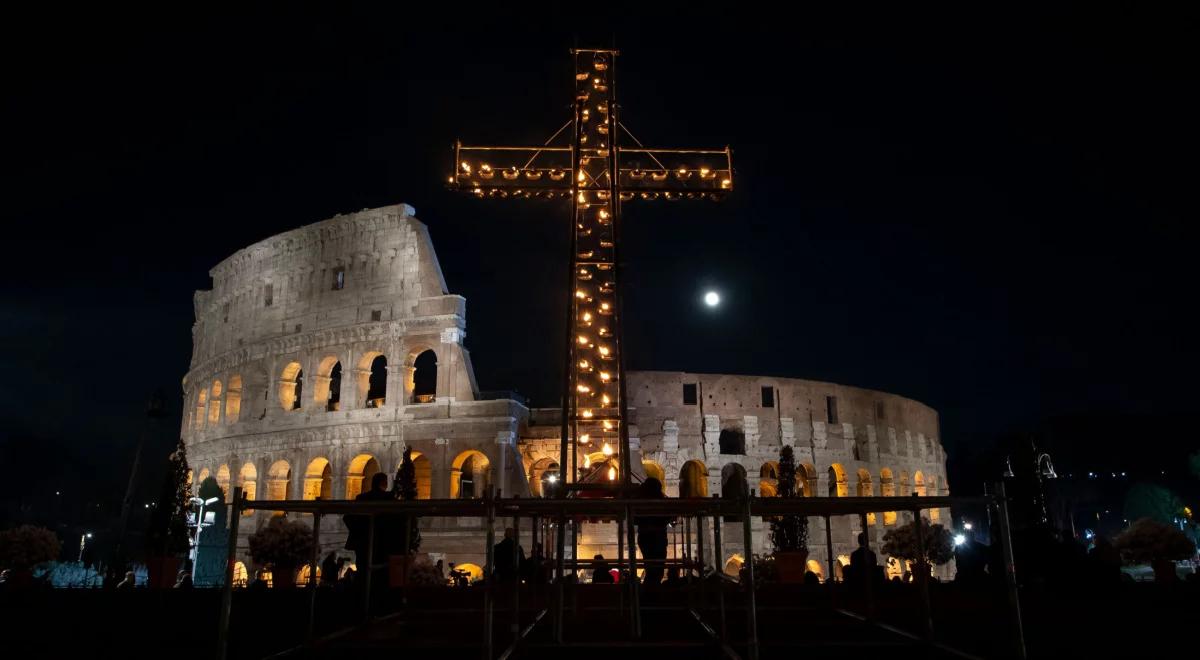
[450,48,732,499]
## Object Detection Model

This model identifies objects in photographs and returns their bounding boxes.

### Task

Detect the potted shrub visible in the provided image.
[144,440,191,588]
[769,445,810,582]
[1114,517,1196,583]
[247,517,314,589]
[0,525,61,587]
[388,447,424,586]
[881,517,954,580]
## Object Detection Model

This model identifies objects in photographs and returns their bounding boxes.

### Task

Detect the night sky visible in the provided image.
[2,5,1196,508]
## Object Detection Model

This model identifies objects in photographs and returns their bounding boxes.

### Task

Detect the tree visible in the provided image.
[1123,483,1185,525]
[247,517,314,587]
[881,517,954,566]
[769,446,808,553]
[145,440,190,557]
[1113,517,1195,582]
[0,525,61,571]
[393,447,422,554]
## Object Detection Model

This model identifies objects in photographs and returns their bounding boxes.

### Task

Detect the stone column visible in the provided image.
[743,416,760,452]
[702,415,721,457]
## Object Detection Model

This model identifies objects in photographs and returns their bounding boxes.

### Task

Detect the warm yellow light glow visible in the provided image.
[599,371,610,382]
[598,346,610,356]
[607,466,617,481]
[582,409,593,418]
[579,359,590,369]
[578,191,587,203]
[602,394,610,405]
[577,170,586,182]
[580,434,590,444]
[583,455,591,467]
[576,290,586,298]
[699,167,711,177]
[603,420,614,430]
[577,335,588,344]
[577,384,590,393]
[599,209,609,219]
[582,312,592,322]
[461,162,471,173]
[601,302,610,310]
[481,164,492,172]
[721,178,732,188]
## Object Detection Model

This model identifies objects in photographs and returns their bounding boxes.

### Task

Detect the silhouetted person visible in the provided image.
[635,477,671,587]
[1089,536,1123,584]
[849,532,877,587]
[173,571,193,589]
[493,527,525,583]
[248,569,269,591]
[591,554,614,583]
[116,571,136,590]
[344,472,397,569]
[803,570,821,586]
[320,552,340,587]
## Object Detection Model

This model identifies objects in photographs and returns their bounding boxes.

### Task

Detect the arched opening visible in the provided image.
[835,555,850,581]
[721,463,748,521]
[295,564,322,587]
[208,380,223,425]
[927,475,940,521]
[759,461,780,498]
[366,354,388,407]
[828,464,848,497]
[718,428,745,455]
[195,390,207,430]
[806,559,825,582]
[401,451,432,500]
[723,554,744,578]
[303,458,332,500]
[412,349,437,403]
[856,468,875,525]
[216,464,231,501]
[899,471,911,497]
[197,467,211,488]
[529,458,560,498]
[913,471,926,497]
[225,375,242,423]
[453,563,483,583]
[346,454,381,499]
[313,357,342,412]
[267,460,291,504]
[239,462,257,516]
[880,468,897,525]
[451,450,491,499]
[641,460,665,494]
[232,561,248,587]
[679,460,708,498]
[798,463,817,497]
[279,362,303,411]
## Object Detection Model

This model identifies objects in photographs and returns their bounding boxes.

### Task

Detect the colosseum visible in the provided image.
[182,203,952,585]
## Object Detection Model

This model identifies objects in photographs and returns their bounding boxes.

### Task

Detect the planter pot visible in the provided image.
[775,550,810,584]
[146,556,181,589]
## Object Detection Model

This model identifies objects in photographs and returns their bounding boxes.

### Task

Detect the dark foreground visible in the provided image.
[2,580,1195,659]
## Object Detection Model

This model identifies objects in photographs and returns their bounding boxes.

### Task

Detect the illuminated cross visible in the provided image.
[450,48,732,495]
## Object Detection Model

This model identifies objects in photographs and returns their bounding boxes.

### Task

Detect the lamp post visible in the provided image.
[78,532,93,562]
[189,496,219,581]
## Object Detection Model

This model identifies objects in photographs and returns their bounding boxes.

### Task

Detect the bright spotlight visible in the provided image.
[953,534,966,547]
[703,291,720,307]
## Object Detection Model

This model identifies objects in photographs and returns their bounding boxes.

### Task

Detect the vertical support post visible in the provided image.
[617,512,625,616]
[995,482,1027,659]
[511,508,521,649]
[741,493,759,660]
[696,513,706,578]
[912,505,933,641]
[307,512,322,641]
[483,487,496,660]
[625,503,641,638]
[215,487,242,660]
[858,511,874,620]
[363,514,375,622]
[712,496,726,642]
[824,514,835,581]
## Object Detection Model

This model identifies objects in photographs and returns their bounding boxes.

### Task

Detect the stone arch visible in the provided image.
[302,457,332,500]
[899,471,911,497]
[357,351,388,407]
[279,361,304,411]
[926,475,940,521]
[856,468,876,524]
[718,428,745,455]
[313,356,342,412]
[880,468,897,525]
[267,460,291,502]
[195,390,207,430]
[216,464,231,501]
[723,553,744,577]
[225,375,242,423]
[197,467,211,488]
[642,460,666,494]
[454,563,483,582]
[828,463,848,497]
[679,460,708,498]
[913,471,926,497]
[208,380,223,425]
[232,561,248,587]
[806,559,824,581]
[239,462,257,515]
[451,450,491,499]
[399,451,432,500]
[295,564,322,587]
[721,463,748,521]
[411,349,437,404]
[346,454,382,499]
[798,463,817,497]
[528,457,560,497]
[759,461,780,497]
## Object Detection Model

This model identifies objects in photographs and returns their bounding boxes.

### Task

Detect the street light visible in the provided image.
[953,534,966,547]
[188,496,220,581]
[78,532,93,561]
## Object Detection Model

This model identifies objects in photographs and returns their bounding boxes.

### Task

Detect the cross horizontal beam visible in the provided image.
[450,143,733,198]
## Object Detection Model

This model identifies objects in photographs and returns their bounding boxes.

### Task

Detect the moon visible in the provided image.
[704,291,720,307]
